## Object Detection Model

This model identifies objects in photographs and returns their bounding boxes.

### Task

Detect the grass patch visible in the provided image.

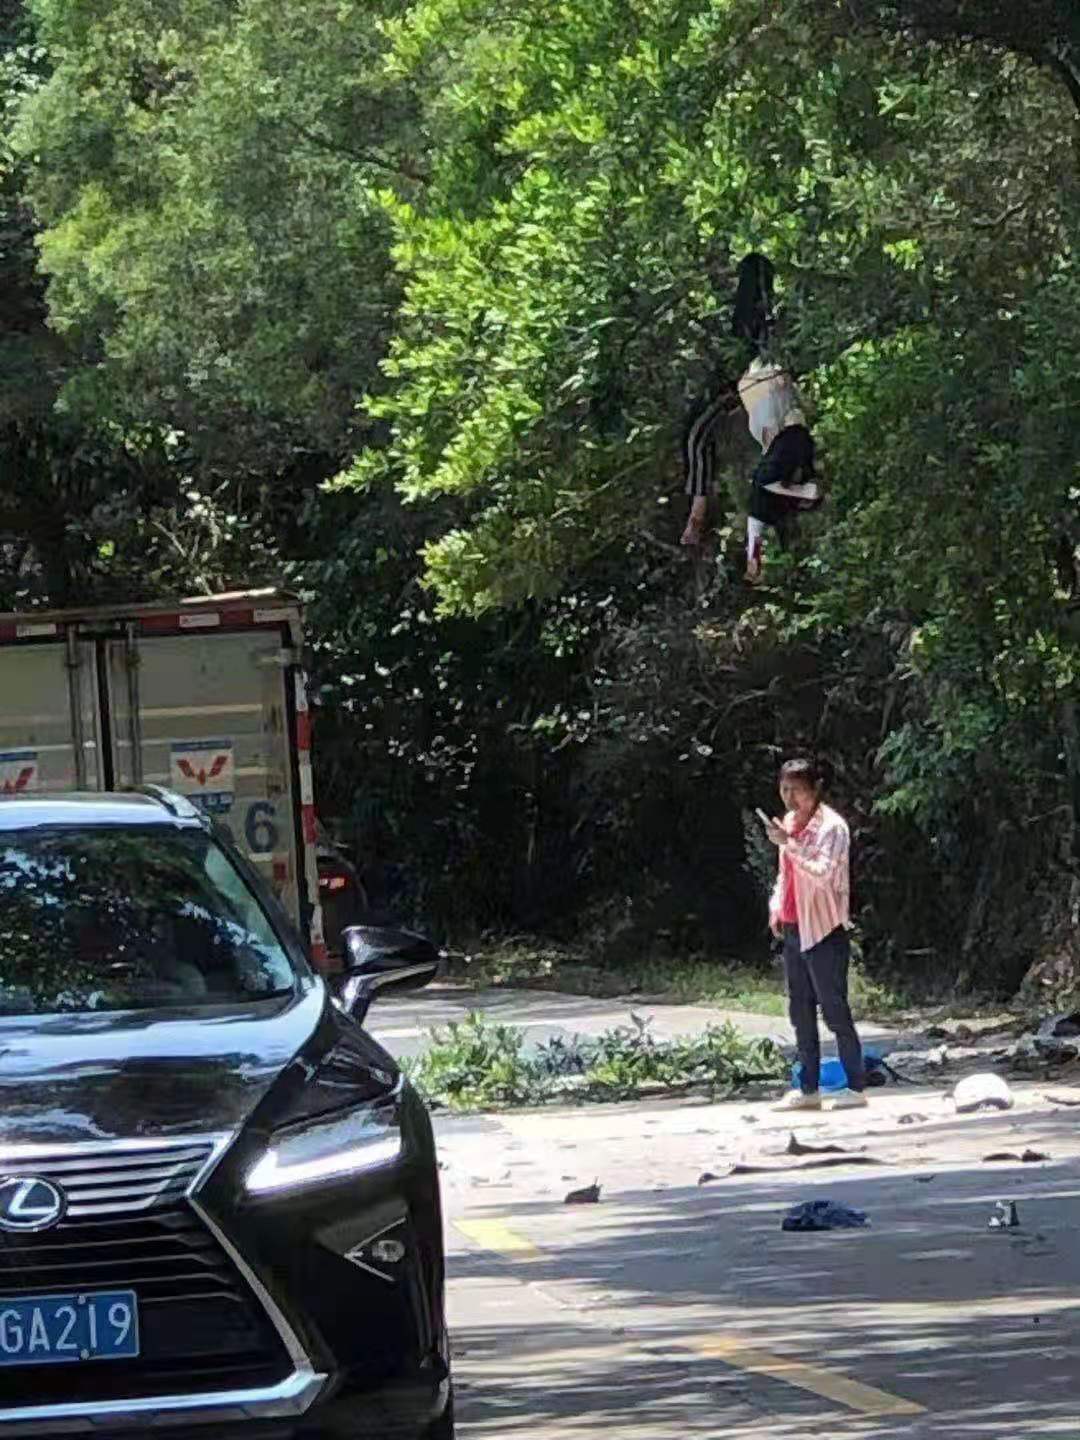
[448,939,914,1023]
[450,941,788,1014]
[404,1010,787,1112]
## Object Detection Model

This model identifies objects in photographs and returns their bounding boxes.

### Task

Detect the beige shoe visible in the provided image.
[828,1088,868,1111]
[772,1090,822,1112]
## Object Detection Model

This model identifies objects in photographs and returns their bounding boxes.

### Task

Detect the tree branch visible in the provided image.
[284,119,429,184]
[839,0,1080,114]
[1046,49,1080,113]
[971,194,1033,229]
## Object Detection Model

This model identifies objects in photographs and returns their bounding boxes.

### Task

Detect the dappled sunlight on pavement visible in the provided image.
[441,1092,1080,1437]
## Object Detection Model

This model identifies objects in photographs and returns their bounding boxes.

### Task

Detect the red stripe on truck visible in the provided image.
[139,606,297,635]
[295,710,312,752]
[0,621,60,642]
[302,805,317,845]
[0,602,298,644]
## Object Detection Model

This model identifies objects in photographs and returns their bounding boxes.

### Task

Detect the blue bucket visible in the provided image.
[792,1047,884,1093]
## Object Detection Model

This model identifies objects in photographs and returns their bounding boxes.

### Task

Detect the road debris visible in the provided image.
[564,1181,601,1205]
[786,1134,858,1157]
[1035,1012,1080,1057]
[988,1200,1021,1231]
[982,1149,1050,1164]
[720,1153,887,1178]
[899,1113,929,1125]
[914,1174,937,1183]
[953,1073,1014,1114]
[782,1199,870,1232]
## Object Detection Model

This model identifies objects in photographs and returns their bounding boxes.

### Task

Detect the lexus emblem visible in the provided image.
[0,1177,66,1232]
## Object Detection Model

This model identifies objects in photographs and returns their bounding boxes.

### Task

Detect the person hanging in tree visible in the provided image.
[681,254,821,579]
[738,359,821,583]
[681,253,771,548]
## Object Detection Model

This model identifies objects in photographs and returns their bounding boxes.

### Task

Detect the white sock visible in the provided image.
[747,517,766,565]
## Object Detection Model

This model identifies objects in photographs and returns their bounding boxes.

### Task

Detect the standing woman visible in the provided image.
[764,758,866,1111]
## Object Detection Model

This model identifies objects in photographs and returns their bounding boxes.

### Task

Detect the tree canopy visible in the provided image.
[3,0,1079,995]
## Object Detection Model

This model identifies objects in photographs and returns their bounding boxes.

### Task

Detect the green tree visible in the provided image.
[16,0,420,464]
[12,0,1080,991]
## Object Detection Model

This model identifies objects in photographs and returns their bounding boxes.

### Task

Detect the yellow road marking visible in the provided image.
[693,1337,925,1417]
[454,1219,541,1258]
[450,1225,922,1417]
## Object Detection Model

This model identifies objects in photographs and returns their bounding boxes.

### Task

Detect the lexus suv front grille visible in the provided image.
[0,1139,293,1407]
[0,1139,216,1218]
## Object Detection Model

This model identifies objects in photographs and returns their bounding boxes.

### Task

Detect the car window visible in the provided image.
[0,826,298,1016]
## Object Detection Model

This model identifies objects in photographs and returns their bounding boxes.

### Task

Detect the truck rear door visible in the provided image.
[107,625,307,933]
[0,627,100,793]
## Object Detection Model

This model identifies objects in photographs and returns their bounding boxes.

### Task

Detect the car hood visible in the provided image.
[0,982,394,1147]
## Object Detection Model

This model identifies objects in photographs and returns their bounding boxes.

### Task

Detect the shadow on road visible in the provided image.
[449,1148,1080,1437]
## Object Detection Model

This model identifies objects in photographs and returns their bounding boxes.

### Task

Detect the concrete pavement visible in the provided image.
[435,1085,1080,1438]
[367,986,1080,1434]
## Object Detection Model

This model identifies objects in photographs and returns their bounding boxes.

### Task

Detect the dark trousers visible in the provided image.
[783,925,864,1093]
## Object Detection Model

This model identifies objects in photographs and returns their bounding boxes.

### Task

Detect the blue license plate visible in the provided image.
[0,1291,139,1366]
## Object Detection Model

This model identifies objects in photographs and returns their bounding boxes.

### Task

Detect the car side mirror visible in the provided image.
[335,926,441,1023]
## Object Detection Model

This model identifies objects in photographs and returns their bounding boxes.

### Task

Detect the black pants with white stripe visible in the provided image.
[683,385,735,498]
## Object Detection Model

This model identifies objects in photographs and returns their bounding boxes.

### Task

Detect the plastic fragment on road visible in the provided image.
[781,1199,870,1232]
[953,1073,1014,1114]
[564,1181,601,1205]
[988,1199,1020,1230]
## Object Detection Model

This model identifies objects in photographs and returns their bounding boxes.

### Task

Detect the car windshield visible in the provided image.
[0,826,298,1016]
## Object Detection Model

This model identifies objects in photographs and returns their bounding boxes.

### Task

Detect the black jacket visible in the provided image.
[752,424,815,490]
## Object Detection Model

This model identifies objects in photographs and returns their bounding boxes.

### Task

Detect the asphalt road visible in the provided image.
[432,1086,1080,1440]
[368,984,903,1062]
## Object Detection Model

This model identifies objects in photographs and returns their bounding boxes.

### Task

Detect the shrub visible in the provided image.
[406,1010,786,1111]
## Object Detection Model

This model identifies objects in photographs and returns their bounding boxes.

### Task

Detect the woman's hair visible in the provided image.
[779,757,825,792]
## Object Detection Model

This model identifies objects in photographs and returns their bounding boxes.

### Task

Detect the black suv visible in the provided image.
[0,792,452,1438]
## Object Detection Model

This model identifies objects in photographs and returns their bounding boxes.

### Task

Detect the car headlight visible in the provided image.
[246,1101,402,1195]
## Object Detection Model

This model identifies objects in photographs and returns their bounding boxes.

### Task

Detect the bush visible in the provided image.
[405,1010,787,1112]
[403,1013,547,1111]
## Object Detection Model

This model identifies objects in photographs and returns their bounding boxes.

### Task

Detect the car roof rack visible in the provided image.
[131,785,205,822]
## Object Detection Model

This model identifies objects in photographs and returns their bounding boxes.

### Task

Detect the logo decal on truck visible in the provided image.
[0,751,38,795]
[170,739,235,814]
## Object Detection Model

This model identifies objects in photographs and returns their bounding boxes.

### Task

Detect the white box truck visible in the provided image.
[0,587,329,969]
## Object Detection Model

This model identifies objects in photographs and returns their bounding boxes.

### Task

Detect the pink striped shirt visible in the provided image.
[768,803,851,953]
